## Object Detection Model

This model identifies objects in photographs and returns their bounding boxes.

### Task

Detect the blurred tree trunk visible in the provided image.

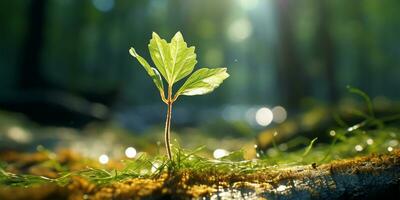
[315,0,338,103]
[275,0,309,109]
[18,0,48,89]
[352,2,371,94]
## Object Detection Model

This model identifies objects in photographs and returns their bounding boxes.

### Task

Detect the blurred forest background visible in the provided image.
[0,0,399,157]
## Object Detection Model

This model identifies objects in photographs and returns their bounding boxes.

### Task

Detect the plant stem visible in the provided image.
[164,86,173,160]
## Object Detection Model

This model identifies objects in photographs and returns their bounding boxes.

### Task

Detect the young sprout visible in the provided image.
[129,32,229,160]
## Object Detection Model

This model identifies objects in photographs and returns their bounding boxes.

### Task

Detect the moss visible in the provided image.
[1,150,399,199]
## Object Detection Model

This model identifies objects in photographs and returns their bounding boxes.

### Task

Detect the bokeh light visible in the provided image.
[355,145,363,152]
[227,18,253,42]
[255,107,273,126]
[213,149,229,159]
[271,106,287,123]
[125,147,137,158]
[6,126,32,143]
[98,154,109,164]
[329,130,336,137]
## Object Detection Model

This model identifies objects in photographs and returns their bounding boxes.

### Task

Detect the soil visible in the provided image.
[0,150,399,200]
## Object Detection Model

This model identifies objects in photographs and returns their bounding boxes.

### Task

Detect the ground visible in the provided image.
[0,149,399,200]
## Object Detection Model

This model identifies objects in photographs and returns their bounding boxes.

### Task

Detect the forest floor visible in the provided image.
[0,149,399,200]
[1,97,399,199]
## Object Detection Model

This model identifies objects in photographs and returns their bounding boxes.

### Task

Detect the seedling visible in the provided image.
[129,32,229,160]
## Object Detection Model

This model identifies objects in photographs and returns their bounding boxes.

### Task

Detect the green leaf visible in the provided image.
[175,68,229,97]
[129,47,164,96]
[148,32,172,84]
[302,137,318,157]
[148,32,197,85]
[347,85,374,117]
[169,32,197,83]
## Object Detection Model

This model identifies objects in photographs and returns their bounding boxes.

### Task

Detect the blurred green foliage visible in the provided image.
[0,0,399,109]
